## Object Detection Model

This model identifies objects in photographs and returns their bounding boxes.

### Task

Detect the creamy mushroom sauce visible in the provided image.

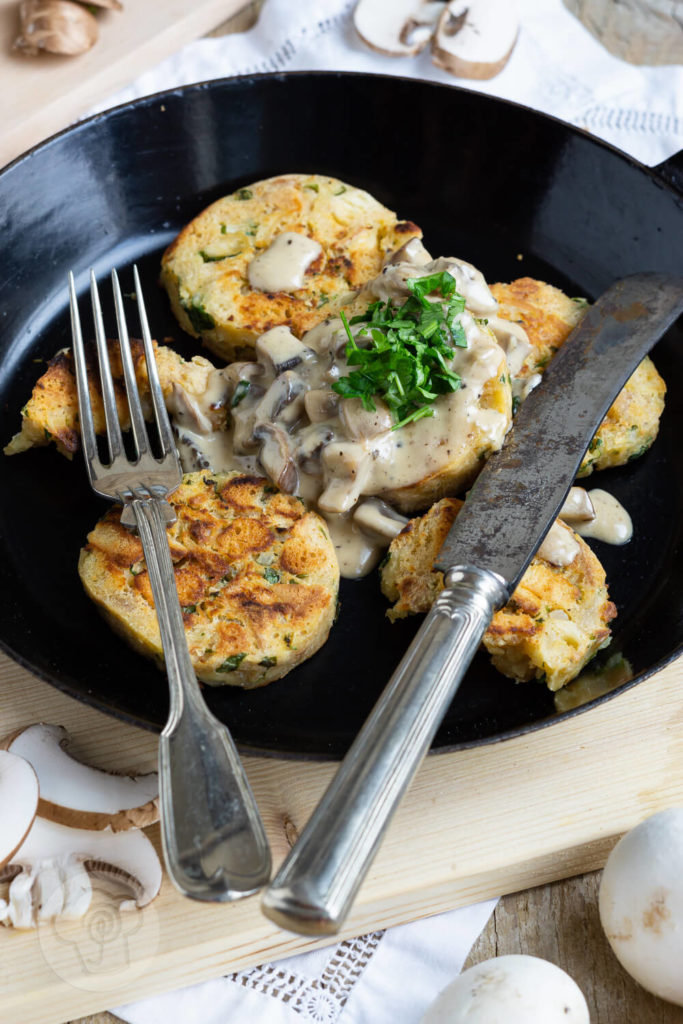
[173,241,514,578]
[573,488,633,545]
[170,239,633,579]
[248,231,323,294]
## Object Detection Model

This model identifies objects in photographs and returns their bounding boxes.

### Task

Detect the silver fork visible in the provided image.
[68,266,271,901]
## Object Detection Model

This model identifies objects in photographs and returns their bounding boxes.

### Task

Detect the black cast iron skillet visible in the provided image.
[0,72,682,759]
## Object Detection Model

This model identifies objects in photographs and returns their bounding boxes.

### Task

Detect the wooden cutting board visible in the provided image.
[0,0,250,169]
[2,648,682,1024]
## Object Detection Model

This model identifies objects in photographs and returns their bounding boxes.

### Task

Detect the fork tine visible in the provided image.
[68,272,99,475]
[90,269,124,463]
[111,268,149,460]
[134,264,177,458]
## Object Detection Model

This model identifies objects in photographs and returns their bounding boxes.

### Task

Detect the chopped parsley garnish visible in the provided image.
[236,188,253,201]
[217,653,247,672]
[259,656,277,668]
[182,604,197,615]
[304,183,319,192]
[231,380,251,408]
[263,568,281,584]
[331,271,466,430]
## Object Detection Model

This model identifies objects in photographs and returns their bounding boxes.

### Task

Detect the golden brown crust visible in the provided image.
[79,472,340,688]
[4,340,222,458]
[492,278,667,474]
[381,498,616,691]
[160,174,422,361]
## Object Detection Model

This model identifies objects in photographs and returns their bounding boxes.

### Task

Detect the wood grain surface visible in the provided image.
[2,639,682,1024]
[64,874,683,1023]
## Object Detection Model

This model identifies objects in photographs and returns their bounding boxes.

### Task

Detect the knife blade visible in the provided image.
[262,273,683,937]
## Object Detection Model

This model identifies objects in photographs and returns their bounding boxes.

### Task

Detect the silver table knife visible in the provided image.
[261,272,683,936]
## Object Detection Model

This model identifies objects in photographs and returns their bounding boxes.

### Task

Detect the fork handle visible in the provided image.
[131,497,271,900]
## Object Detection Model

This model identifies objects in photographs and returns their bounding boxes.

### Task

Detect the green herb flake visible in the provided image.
[245,221,259,237]
[331,272,465,430]
[304,183,320,192]
[283,633,293,648]
[589,436,604,453]
[236,188,253,201]
[181,298,215,333]
[231,380,251,408]
[571,297,589,307]
[512,395,521,416]
[259,656,277,668]
[217,653,247,673]
[182,604,197,615]
[334,186,347,196]
[220,223,227,234]
[130,561,145,576]
[199,249,241,263]
[263,568,281,584]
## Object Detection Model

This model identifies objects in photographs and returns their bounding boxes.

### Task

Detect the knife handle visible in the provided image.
[261,565,508,936]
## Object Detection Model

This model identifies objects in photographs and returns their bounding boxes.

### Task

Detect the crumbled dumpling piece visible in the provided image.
[3,341,223,458]
[380,497,616,691]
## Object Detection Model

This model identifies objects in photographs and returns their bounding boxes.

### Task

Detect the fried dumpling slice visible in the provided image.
[380,497,616,691]
[491,277,666,476]
[160,173,422,362]
[79,471,340,689]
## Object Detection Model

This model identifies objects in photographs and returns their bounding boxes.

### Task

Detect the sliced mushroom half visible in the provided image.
[432,0,519,80]
[0,750,39,870]
[0,817,162,928]
[559,487,596,524]
[1,724,158,831]
[354,0,446,56]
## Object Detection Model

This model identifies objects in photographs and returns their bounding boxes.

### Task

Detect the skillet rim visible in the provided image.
[1,68,682,759]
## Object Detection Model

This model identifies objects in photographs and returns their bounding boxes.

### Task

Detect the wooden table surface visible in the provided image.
[64,874,683,1022]
[8,2,681,1022]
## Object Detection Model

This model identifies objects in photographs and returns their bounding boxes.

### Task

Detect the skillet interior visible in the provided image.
[0,72,681,759]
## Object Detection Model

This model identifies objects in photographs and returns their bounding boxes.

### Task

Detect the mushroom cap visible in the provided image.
[431,0,519,80]
[0,750,39,870]
[2,724,159,831]
[599,807,683,1006]
[420,955,589,1022]
[354,0,445,57]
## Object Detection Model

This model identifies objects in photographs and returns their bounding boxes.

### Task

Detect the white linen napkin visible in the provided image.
[89,0,683,166]
[114,901,496,1023]
[101,2,681,1020]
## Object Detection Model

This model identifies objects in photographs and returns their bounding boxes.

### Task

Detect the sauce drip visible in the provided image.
[574,489,633,545]
[248,232,322,294]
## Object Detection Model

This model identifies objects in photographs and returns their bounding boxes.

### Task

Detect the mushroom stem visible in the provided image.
[1,817,161,928]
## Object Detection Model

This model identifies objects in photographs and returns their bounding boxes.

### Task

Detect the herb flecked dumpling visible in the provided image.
[160,174,422,362]
[381,498,616,691]
[79,472,340,689]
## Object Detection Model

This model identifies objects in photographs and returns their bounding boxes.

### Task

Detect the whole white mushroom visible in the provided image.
[420,954,589,1023]
[599,806,683,1005]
